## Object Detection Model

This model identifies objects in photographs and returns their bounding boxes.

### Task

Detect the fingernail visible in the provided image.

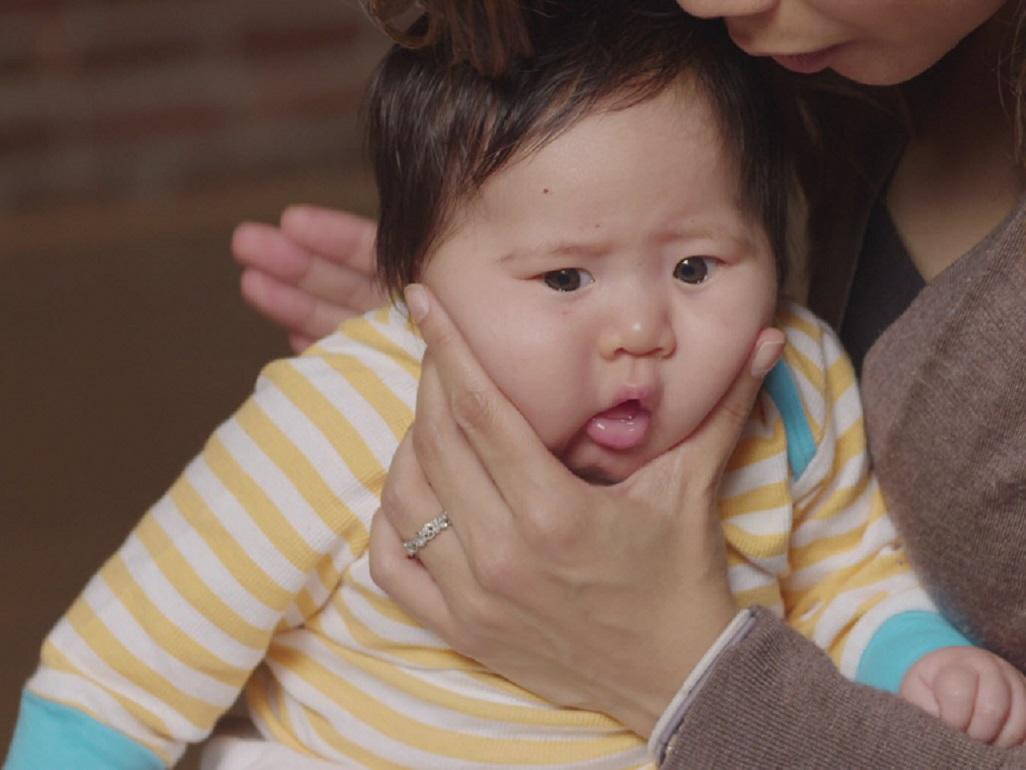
[404,284,429,322]
[750,337,785,377]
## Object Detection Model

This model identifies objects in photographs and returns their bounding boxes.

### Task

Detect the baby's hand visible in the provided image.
[901,646,1026,746]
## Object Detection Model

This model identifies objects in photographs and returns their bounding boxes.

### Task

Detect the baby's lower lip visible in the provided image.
[585,400,651,451]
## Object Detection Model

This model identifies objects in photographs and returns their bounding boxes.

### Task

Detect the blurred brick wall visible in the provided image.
[1,2,390,765]
[2,0,388,212]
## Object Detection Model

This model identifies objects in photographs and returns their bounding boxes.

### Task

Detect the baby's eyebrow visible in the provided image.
[499,239,612,264]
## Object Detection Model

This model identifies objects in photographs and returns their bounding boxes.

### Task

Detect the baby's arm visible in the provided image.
[901,646,1026,747]
[773,307,968,693]
[6,309,411,769]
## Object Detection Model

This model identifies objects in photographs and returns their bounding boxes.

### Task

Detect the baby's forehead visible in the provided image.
[452,78,735,205]
[434,119,764,266]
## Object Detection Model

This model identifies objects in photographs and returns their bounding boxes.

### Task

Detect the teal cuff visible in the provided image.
[4,690,165,770]
[856,611,974,694]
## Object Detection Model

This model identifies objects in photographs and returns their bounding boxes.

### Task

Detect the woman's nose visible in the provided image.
[674,0,777,19]
[598,303,676,360]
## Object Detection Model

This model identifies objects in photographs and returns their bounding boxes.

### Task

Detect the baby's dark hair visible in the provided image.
[367,0,792,298]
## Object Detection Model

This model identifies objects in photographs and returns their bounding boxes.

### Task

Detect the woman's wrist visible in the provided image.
[648,608,757,762]
[597,591,739,739]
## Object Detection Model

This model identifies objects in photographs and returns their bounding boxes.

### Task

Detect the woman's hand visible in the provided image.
[369,284,785,737]
[232,205,385,351]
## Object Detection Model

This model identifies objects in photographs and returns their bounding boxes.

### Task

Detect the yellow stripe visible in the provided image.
[38,645,174,763]
[725,416,786,472]
[825,353,855,398]
[317,595,553,704]
[777,306,821,341]
[798,466,873,530]
[795,591,890,666]
[350,578,421,628]
[245,665,311,754]
[723,524,789,561]
[262,361,388,505]
[290,588,320,624]
[725,547,747,568]
[306,706,417,770]
[786,548,910,620]
[317,593,482,671]
[339,315,421,380]
[170,477,293,612]
[270,646,642,763]
[782,346,826,409]
[719,480,790,519]
[789,519,871,573]
[64,601,223,729]
[278,635,621,730]
[323,352,415,442]
[135,515,268,650]
[833,418,869,472]
[100,555,250,688]
[230,399,368,557]
[372,305,392,325]
[733,581,784,611]
[203,429,319,573]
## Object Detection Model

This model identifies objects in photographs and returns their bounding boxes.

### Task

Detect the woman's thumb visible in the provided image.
[692,327,786,463]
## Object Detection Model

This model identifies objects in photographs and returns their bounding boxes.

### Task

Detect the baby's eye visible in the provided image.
[673,257,716,285]
[543,268,594,292]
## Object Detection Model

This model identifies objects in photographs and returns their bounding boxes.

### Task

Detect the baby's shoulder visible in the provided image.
[761,302,862,483]
[254,304,424,414]
[773,301,848,373]
[233,304,423,522]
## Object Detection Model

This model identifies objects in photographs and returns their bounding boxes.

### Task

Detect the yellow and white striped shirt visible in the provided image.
[25,301,933,769]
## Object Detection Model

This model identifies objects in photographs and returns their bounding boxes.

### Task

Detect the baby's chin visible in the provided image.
[557,429,667,485]
[564,452,650,486]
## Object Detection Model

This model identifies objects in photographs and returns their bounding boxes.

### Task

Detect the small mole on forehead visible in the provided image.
[542,187,550,194]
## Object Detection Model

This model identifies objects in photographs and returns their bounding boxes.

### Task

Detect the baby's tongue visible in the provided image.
[585,400,650,450]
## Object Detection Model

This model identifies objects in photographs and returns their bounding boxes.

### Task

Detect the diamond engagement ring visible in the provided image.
[402,512,450,558]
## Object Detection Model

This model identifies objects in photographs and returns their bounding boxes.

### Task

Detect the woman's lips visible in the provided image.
[771,45,839,74]
[585,399,651,451]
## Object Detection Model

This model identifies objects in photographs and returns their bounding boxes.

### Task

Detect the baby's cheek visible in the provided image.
[473,340,582,450]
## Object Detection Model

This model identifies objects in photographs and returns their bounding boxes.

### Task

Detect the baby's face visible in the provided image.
[421,86,778,484]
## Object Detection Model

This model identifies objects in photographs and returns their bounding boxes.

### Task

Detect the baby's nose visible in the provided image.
[598,301,675,359]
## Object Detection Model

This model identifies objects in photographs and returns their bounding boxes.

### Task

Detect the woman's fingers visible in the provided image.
[680,327,785,467]
[232,221,311,281]
[232,207,385,344]
[289,333,316,353]
[239,268,354,349]
[625,326,784,528]
[406,365,528,585]
[279,205,378,276]
[376,432,505,632]
[404,284,573,514]
[368,509,454,634]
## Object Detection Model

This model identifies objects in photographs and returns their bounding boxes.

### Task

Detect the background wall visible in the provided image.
[1,1,389,766]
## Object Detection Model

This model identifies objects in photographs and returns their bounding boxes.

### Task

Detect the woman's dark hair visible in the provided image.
[366,0,792,298]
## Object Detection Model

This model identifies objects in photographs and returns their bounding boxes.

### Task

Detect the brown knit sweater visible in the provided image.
[664,108,1026,767]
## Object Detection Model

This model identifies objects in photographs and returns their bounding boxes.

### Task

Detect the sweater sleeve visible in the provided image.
[768,306,957,686]
[8,307,422,768]
[662,607,1026,770]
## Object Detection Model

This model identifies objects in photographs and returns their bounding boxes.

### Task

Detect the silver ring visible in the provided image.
[402,512,450,558]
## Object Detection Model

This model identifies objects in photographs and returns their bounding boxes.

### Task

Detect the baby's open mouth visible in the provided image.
[585,399,651,451]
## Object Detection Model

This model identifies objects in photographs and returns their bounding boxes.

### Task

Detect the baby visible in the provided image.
[8,2,1025,769]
